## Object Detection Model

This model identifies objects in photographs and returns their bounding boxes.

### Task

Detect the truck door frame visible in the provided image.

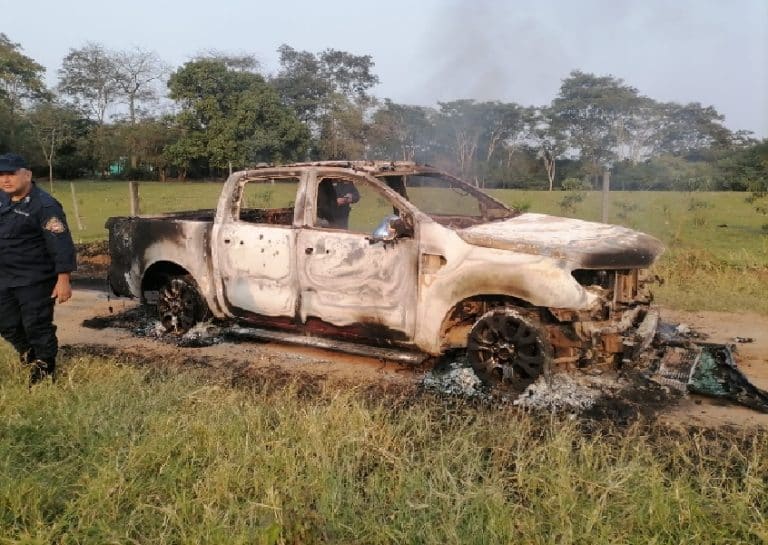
[211,169,309,321]
[295,168,420,345]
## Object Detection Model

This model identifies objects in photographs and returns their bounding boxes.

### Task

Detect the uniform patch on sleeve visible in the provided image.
[44,217,67,234]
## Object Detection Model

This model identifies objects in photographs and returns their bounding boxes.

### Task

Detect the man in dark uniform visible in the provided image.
[0,153,76,385]
[316,178,360,229]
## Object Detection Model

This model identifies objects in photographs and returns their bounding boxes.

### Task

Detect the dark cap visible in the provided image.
[0,153,29,172]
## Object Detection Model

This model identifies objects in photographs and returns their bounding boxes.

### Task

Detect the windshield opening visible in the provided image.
[379,172,516,227]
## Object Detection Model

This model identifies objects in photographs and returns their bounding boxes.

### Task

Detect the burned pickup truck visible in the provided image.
[107,161,665,389]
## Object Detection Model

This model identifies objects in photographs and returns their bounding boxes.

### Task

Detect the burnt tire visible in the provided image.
[157,275,209,334]
[466,308,552,390]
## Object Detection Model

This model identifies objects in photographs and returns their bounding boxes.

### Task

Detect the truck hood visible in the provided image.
[457,213,664,269]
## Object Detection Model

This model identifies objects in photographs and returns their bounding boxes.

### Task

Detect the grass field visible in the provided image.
[1,347,767,544]
[50,180,768,314]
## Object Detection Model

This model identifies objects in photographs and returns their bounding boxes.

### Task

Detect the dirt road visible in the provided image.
[54,289,768,427]
[57,289,420,388]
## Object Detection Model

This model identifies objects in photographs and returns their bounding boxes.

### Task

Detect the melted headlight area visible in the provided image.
[544,268,658,370]
[571,268,650,305]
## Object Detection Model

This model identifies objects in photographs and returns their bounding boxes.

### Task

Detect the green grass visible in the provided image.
[50,181,768,314]
[48,180,224,243]
[1,347,767,544]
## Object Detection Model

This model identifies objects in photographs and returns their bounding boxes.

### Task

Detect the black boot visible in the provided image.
[29,359,55,386]
[20,349,36,365]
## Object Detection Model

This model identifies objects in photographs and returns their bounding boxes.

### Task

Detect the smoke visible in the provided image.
[407,0,767,137]
[418,1,572,107]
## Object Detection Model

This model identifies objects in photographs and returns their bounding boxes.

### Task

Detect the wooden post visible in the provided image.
[601,168,610,223]
[69,182,84,231]
[129,181,140,216]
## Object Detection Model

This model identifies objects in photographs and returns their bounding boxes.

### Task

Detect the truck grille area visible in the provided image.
[572,269,641,304]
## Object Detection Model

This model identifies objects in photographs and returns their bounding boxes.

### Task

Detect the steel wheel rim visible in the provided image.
[158,278,200,333]
[467,310,549,384]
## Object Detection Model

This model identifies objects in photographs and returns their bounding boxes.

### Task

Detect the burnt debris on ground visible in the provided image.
[422,319,767,418]
[80,304,767,420]
[83,305,230,347]
[651,325,768,413]
[422,353,681,423]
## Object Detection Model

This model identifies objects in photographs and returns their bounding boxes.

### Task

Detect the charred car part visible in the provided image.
[651,340,768,413]
[107,161,669,392]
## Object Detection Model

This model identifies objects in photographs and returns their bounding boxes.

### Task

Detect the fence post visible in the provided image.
[601,168,610,223]
[69,182,85,231]
[129,181,140,216]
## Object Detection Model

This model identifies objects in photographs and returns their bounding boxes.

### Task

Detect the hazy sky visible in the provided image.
[4,0,767,137]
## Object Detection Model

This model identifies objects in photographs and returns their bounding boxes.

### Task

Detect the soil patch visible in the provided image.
[71,241,110,289]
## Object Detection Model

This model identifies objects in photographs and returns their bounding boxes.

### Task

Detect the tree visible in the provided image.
[272,45,379,158]
[0,33,46,149]
[717,139,768,191]
[435,100,483,178]
[613,96,662,163]
[166,58,309,176]
[272,45,331,127]
[193,51,261,73]
[111,47,169,170]
[58,43,119,125]
[112,47,167,125]
[652,101,732,157]
[475,102,524,187]
[318,48,379,101]
[58,43,121,174]
[525,107,567,191]
[434,100,524,183]
[317,93,368,160]
[550,71,644,184]
[368,100,435,161]
[26,101,79,184]
[110,117,180,180]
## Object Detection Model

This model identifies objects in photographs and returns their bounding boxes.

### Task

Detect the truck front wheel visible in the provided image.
[466,308,552,389]
[157,275,208,334]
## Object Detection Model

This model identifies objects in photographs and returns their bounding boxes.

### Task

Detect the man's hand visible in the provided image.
[51,273,72,304]
[337,193,356,206]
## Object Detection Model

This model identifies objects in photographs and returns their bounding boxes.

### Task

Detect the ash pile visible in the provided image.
[421,357,489,400]
[422,357,676,418]
[422,322,768,416]
[134,319,226,348]
[83,307,226,348]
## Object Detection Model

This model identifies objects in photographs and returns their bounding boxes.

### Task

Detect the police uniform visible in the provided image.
[0,180,76,378]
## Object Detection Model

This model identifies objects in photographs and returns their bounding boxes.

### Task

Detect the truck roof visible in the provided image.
[244,160,441,177]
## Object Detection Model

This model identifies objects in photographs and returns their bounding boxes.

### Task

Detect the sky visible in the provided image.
[3,0,767,137]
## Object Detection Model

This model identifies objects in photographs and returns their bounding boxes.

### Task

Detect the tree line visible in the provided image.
[1,33,766,191]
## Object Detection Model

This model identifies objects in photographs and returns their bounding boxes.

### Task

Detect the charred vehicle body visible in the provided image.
[108,161,666,389]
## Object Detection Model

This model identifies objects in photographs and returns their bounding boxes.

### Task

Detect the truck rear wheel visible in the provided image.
[466,308,552,389]
[157,275,208,334]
